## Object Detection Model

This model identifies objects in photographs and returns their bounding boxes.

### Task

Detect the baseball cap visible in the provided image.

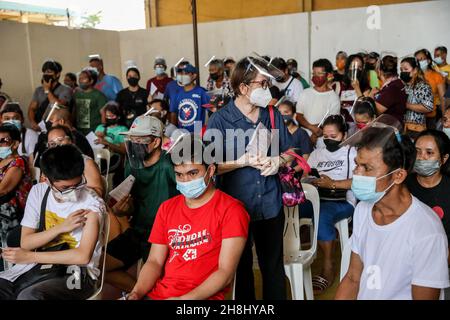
[177,64,198,74]
[120,115,164,137]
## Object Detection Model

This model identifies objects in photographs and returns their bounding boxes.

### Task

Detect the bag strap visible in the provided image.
[284,77,295,93]
[346,147,351,179]
[268,105,276,130]
[283,150,311,174]
[38,187,51,232]
[21,129,27,154]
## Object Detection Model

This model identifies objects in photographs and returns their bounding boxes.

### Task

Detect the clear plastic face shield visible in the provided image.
[340,114,403,149]
[246,53,285,82]
[124,135,155,169]
[349,59,363,82]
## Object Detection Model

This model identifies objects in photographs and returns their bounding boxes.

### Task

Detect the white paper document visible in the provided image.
[86,131,104,150]
[108,175,135,207]
[246,122,272,158]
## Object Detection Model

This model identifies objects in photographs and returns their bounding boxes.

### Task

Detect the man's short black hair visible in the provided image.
[170,133,215,167]
[312,59,333,74]
[0,123,21,142]
[40,144,84,182]
[357,127,416,173]
[42,60,62,74]
[1,102,24,120]
[149,99,169,111]
[435,46,447,54]
[271,57,288,72]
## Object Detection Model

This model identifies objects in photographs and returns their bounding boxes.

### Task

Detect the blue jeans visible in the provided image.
[318,200,354,241]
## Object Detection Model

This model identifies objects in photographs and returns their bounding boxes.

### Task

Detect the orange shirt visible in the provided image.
[424,70,445,117]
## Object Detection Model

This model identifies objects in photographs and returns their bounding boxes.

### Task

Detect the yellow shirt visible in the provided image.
[436,64,450,81]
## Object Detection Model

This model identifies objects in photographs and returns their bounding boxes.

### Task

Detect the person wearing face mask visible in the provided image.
[296,59,341,145]
[336,127,450,300]
[224,57,236,78]
[168,64,210,133]
[147,99,177,140]
[400,57,434,139]
[88,55,123,101]
[333,51,348,83]
[278,100,312,160]
[286,58,310,89]
[206,59,233,98]
[146,57,172,101]
[434,46,450,86]
[406,130,450,265]
[94,102,128,155]
[163,61,190,107]
[0,144,107,300]
[367,55,407,125]
[352,97,377,134]
[271,57,304,104]
[0,103,38,158]
[123,135,249,300]
[28,60,73,133]
[0,124,32,264]
[207,57,295,300]
[104,115,179,292]
[443,107,450,139]
[305,115,356,294]
[415,49,446,129]
[73,68,108,136]
[116,67,148,128]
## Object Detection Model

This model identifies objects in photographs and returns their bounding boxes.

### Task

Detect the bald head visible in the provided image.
[49,108,73,128]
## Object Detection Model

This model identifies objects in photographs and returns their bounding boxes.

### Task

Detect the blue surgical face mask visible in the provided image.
[155,67,165,76]
[351,169,399,203]
[3,120,22,131]
[434,57,444,65]
[0,146,12,159]
[176,170,211,199]
[419,60,429,71]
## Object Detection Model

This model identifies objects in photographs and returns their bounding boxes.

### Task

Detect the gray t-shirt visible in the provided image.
[31,83,73,122]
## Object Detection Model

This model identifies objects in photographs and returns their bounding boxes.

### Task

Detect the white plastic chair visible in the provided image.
[335,217,351,255]
[94,148,111,193]
[283,183,320,300]
[340,241,352,281]
[88,213,110,300]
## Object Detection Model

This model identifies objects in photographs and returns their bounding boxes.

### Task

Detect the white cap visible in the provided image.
[120,115,164,137]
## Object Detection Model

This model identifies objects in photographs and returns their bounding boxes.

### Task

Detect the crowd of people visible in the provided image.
[0,45,449,300]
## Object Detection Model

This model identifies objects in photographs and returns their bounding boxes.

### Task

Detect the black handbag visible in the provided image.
[9,187,71,292]
[318,147,351,201]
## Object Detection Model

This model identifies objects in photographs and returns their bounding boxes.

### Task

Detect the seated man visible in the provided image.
[0,144,106,300]
[124,135,249,300]
[336,127,449,300]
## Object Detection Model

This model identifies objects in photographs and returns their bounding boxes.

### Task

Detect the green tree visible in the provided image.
[80,10,102,29]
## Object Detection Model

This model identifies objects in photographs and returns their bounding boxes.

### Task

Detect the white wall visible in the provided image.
[1,0,449,117]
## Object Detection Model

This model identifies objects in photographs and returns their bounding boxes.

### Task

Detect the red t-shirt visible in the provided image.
[147,190,250,300]
[146,76,173,95]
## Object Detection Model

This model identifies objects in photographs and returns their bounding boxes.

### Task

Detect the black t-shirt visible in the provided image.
[407,173,450,242]
[116,87,148,127]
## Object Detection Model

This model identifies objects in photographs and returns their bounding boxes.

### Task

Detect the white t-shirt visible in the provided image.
[296,88,341,135]
[21,183,106,278]
[351,196,450,300]
[307,145,357,205]
[274,76,304,104]
[18,128,38,157]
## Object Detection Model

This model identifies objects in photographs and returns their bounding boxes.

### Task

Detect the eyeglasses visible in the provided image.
[248,79,271,90]
[47,136,70,148]
[124,136,155,145]
[51,175,87,195]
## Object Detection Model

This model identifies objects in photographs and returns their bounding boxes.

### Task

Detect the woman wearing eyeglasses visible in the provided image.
[0,124,32,263]
[44,125,104,197]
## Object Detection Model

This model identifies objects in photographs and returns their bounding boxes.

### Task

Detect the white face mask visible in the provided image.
[248,87,272,108]
[52,188,81,203]
[179,75,192,86]
[155,67,165,76]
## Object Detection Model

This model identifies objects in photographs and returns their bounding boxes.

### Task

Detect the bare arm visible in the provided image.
[335,252,364,300]
[437,82,446,114]
[0,166,23,196]
[85,158,105,197]
[129,244,169,299]
[178,237,246,300]
[406,103,432,114]
[412,285,441,300]
[27,100,40,130]
[169,112,178,126]
[296,113,321,136]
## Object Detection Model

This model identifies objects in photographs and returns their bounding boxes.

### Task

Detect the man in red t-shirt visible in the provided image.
[146,57,173,101]
[125,135,249,300]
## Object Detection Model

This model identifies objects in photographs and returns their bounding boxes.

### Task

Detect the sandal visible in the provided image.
[312,275,331,294]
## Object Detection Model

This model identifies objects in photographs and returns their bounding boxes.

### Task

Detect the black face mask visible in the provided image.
[224,70,230,77]
[400,71,412,83]
[282,115,293,126]
[105,118,119,126]
[324,139,342,152]
[45,121,53,132]
[366,63,375,71]
[42,74,55,83]
[127,77,139,87]
[210,73,220,81]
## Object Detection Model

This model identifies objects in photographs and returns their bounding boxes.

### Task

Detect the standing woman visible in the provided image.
[207,57,294,300]
[116,67,148,128]
[415,49,446,129]
[400,57,434,140]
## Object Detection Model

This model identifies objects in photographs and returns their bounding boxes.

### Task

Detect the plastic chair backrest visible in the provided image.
[301,183,320,257]
[340,241,352,281]
[88,212,110,300]
[94,148,111,192]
